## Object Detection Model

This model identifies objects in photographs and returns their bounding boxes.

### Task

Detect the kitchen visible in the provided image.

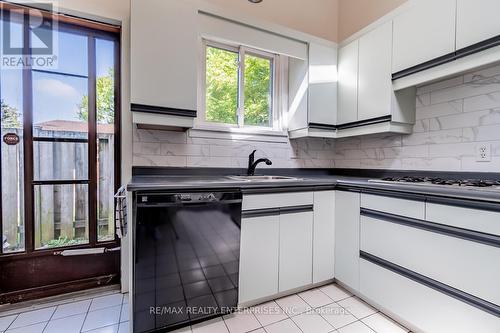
[1,0,500,332]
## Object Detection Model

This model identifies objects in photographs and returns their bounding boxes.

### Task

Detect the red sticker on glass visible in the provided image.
[3,133,20,145]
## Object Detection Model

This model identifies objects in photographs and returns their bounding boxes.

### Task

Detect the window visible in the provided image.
[203,40,279,130]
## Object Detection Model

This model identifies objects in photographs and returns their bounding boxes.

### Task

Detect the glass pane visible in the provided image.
[244,54,272,127]
[31,30,88,76]
[1,68,25,253]
[34,184,89,249]
[32,71,88,139]
[205,46,238,124]
[33,141,88,181]
[96,38,116,242]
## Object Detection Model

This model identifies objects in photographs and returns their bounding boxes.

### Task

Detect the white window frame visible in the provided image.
[198,39,285,133]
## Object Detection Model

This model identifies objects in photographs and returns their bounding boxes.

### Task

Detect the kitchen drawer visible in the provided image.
[361,215,500,305]
[360,259,500,333]
[426,203,500,236]
[242,192,313,211]
[361,193,424,219]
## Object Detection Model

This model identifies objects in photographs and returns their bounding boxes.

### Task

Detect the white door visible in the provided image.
[308,42,338,126]
[337,40,359,124]
[456,0,500,49]
[279,211,313,292]
[358,21,393,121]
[239,215,280,304]
[334,191,360,291]
[313,191,335,284]
[392,0,456,73]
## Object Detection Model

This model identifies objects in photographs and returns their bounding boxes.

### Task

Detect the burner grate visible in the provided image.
[380,176,500,187]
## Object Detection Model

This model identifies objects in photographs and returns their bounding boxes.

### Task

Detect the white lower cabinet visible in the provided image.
[360,259,500,333]
[239,214,280,304]
[334,191,360,291]
[313,191,335,284]
[279,211,313,292]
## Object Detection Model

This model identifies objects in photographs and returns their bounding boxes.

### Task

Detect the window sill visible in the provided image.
[189,125,289,143]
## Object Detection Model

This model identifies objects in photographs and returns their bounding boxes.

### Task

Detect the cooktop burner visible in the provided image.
[374,176,500,188]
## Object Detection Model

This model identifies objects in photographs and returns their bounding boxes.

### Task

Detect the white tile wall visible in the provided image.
[132,64,500,172]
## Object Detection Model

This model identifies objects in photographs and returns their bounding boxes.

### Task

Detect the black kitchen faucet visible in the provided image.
[247,150,272,176]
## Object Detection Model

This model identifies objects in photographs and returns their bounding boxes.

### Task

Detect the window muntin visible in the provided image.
[204,41,278,129]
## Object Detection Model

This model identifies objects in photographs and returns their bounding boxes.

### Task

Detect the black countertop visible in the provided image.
[128,167,500,204]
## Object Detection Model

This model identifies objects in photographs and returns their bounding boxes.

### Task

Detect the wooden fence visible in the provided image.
[1,127,114,251]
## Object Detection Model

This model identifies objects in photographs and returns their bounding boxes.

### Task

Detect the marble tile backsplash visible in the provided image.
[133,64,500,172]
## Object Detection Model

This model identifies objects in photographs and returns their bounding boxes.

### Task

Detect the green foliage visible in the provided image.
[205,47,238,124]
[205,46,272,126]
[46,236,85,248]
[1,99,21,128]
[78,68,115,124]
[244,55,271,126]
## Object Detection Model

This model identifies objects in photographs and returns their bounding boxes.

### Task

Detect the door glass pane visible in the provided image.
[32,71,88,139]
[244,54,272,127]
[33,141,88,181]
[205,46,238,125]
[34,184,89,249]
[96,38,116,242]
[1,18,25,253]
[31,29,88,77]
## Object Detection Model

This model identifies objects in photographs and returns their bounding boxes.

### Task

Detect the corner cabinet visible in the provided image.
[336,22,416,138]
[130,0,198,129]
[288,41,338,139]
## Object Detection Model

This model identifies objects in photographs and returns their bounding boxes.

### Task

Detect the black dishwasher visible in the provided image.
[133,191,242,333]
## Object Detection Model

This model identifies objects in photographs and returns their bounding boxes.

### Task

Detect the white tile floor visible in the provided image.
[0,283,410,333]
[0,291,129,333]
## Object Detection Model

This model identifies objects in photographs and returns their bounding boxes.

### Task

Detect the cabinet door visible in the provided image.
[131,0,198,110]
[308,42,337,126]
[358,21,393,121]
[456,0,500,49]
[337,40,359,124]
[279,211,313,292]
[334,191,360,291]
[392,0,456,73]
[239,215,280,304]
[313,191,335,284]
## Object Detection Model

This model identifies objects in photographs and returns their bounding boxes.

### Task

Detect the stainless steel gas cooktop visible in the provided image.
[369,176,500,191]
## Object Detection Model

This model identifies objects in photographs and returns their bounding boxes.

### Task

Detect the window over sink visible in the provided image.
[200,40,284,132]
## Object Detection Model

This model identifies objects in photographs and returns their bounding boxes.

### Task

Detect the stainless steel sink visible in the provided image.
[227,175,301,182]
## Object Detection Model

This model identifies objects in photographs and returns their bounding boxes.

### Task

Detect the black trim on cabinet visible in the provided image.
[242,208,280,218]
[360,188,426,202]
[360,251,500,318]
[308,123,337,130]
[242,204,313,218]
[392,34,500,80]
[360,208,500,248]
[131,103,197,118]
[455,34,500,60]
[392,52,456,80]
[279,205,314,215]
[241,185,336,194]
[427,196,500,213]
[336,115,392,130]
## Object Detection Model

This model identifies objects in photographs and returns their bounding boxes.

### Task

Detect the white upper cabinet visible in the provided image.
[131,0,198,111]
[456,0,500,50]
[337,40,359,125]
[392,0,456,73]
[308,42,338,126]
[358,21,393,121]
